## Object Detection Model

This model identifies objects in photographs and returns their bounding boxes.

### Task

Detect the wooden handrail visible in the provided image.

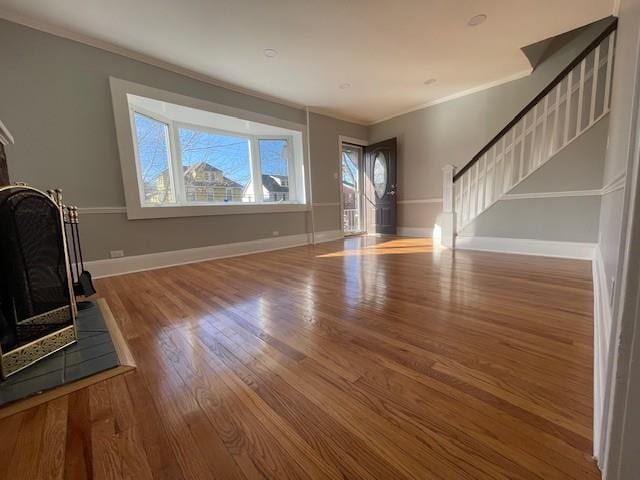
[453,19,618,182]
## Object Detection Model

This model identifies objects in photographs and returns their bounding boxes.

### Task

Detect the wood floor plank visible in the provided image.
[0,237,601,479]
[5,404,47,479]
[0,411,25,479]
[36,396,69,480]
[64,389,93,480]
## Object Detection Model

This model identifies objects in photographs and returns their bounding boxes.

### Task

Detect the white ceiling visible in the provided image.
[0,0,615,124]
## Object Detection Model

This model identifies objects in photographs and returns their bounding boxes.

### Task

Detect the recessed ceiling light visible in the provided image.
[424,78,437,85]
[467,14,487,27]
[339,82,352,89]
[263,48,278,58]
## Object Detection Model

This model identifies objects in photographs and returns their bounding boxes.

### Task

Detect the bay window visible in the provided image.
[111,78,308,220]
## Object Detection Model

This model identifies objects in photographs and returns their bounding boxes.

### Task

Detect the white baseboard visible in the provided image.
[455,236,596,260]
[313,229,344,243]
[397,227,434,238]
[85,230,343,278]
[593,245,613,462]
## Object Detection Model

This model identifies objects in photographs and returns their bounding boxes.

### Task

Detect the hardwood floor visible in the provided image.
[0,236,600,479]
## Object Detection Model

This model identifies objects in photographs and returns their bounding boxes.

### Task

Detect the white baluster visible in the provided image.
[505,129,515,191]
[576,59,587,135]
[604,32,615,112]
[518,118,526,181]
[529,105,538,172]
[539,95,549,168]
[564,71,573,145]
[551,85,561,156]
[496,136,506,200]
[441,165,456,247]
[480,154,488,212]
[590,45,601,123]
[488,146,497,204]
[468,166,475,221]
[456,181,463,231]
[465,170,472,226]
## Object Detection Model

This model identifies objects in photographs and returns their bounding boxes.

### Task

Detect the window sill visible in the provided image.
[126,202,310,220]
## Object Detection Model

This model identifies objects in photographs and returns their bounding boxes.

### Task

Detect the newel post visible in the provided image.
[440,165,456,248]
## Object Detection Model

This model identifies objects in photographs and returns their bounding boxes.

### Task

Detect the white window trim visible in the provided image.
[110,77,309,220]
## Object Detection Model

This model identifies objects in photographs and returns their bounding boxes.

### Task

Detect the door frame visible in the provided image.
[364,137,398,235]
[338,136,368,236]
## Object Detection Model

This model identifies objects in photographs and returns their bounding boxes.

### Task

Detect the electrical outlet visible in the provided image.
[110,250,124,259]
[272,231,280,237]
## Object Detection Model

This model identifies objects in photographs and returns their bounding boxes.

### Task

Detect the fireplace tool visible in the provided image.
[0,185,78,378]
[58,197,96,307]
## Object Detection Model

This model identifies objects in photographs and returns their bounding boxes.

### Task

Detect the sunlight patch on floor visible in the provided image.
[316,237,436,258]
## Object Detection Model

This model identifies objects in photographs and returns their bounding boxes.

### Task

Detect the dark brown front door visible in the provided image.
[364,138,397,235]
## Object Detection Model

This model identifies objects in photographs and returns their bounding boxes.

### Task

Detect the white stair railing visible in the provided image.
[445,24,616,235]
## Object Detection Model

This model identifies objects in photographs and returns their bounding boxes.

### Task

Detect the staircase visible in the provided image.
[440,22,617,247]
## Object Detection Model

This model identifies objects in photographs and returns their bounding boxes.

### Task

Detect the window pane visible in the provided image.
[178,128,252,203]
[373,152,387,198]
[259,139,290,202]
[133,112,175,204]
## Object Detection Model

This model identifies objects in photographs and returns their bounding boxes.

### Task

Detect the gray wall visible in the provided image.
[510,115,608,194]
[0,20,365,261]
[368,18,613,232]
[458,196,601,242]
[308,112,367,231]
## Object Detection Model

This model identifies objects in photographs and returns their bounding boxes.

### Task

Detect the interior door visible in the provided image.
[364,138,397,235]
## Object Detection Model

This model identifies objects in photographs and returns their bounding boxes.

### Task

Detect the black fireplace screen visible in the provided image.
[0,186,77,377]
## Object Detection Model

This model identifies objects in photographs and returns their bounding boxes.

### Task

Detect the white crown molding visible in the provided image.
[368,70,532,126]
[84,229,343,278]
[397,198,443,204]
[308,109,368,127]
[455,236,596,260]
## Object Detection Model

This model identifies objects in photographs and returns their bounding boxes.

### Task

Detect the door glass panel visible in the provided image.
[373,153,387,198]
[342,150,361,233]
